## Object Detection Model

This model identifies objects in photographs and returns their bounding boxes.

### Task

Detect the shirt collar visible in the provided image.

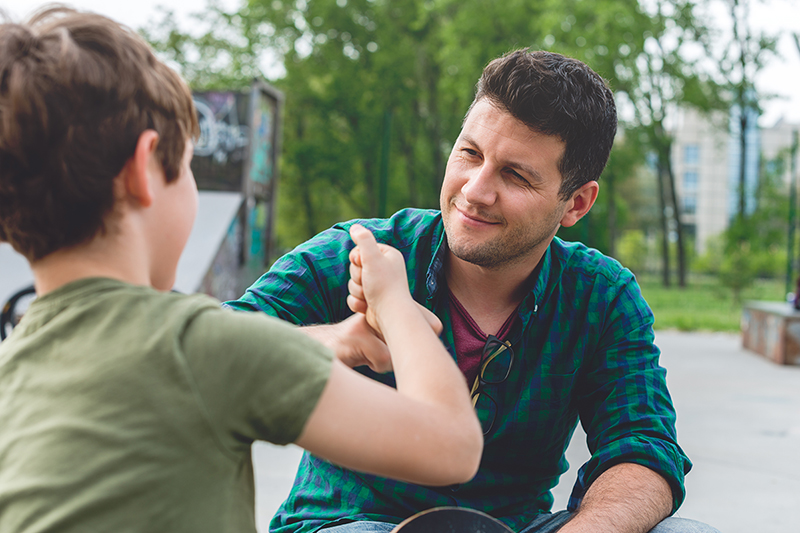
[425,222,448,302]
[424,217,557,316]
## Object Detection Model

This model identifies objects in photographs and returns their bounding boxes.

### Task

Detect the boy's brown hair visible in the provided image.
[0,6,199,262]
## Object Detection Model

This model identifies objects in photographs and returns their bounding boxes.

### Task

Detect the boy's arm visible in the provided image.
[294,225,483,486]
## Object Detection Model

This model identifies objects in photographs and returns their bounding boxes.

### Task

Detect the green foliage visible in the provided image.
[718,241,757,303]
[616,230,650,275]
[558,132,647,256]
[142,0,737,263]
[639,275,785,332]
[621,0,726,288]
[694,149,792,300]
[145,0,668,253]
[692,234,724,274]
[142,4,265,90]
[708,0,778,221]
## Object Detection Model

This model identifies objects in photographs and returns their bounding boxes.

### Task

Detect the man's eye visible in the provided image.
[506,170,528,184]
[462,148,478,156]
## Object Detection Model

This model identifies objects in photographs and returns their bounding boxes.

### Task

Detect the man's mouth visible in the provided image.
[453,203,501,225]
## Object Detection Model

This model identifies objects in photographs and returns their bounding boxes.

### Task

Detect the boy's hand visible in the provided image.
[347,224,442,338]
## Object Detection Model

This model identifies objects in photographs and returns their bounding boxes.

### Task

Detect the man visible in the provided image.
[227,49,718,533]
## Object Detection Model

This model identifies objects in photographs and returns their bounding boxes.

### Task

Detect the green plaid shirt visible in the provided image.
[225,208,691,533]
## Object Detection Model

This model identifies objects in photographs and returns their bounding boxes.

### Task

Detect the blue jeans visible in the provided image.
[317,511,721,532]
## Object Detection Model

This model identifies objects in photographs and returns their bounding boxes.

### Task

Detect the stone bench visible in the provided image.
[741,300,800,365]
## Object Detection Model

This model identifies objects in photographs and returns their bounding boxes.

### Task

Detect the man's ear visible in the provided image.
[560,181,599,228]
[121,130,160,208]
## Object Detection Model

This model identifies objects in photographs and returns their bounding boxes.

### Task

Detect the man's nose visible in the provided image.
[462,164,498,206]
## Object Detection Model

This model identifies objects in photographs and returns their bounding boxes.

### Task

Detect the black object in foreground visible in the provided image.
[1,285,36,341]
[392,507,513,533]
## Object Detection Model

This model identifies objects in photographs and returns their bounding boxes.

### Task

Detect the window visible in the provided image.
[684,144,700,165]
[683,170,698,193]
[682,195,697,215]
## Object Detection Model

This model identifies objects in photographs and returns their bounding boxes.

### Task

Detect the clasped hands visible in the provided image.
[322,224,441,373]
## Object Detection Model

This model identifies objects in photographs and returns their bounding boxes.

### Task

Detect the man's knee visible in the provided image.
[650,516,721,533]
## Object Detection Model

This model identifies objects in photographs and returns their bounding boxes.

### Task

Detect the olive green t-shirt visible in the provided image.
[0,278,332,533]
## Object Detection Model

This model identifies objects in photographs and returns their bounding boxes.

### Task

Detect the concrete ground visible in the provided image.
[252,331,800,533]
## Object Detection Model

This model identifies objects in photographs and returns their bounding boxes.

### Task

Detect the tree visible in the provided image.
[620,0,723,287]
[711,0,777,223]
[145,0,674,256]
[698,150,792,299]
[142,4,266,90]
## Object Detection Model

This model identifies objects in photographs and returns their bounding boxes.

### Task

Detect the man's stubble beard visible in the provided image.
[442,200,564,270]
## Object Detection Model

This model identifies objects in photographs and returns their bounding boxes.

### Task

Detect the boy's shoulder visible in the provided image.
[3,278,218,348]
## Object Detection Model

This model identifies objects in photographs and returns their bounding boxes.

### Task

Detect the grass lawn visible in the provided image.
[636,275,788,332]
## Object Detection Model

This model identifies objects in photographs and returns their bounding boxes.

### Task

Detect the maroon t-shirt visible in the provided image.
[448,289,518,389]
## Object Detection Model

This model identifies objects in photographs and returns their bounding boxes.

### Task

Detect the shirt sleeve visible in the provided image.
[178,305,333,450]
[570,273,692,514]
[223,225,355,325]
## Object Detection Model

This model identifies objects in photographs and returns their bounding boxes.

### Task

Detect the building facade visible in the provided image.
[670,107,799,254]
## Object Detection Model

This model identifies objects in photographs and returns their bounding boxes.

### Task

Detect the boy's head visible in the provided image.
[0,6,199,262]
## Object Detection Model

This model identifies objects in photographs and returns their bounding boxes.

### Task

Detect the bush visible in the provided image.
[750,245,787,279]
[616,230,649,275]
[692,234,724,275]
[718,242,758,303]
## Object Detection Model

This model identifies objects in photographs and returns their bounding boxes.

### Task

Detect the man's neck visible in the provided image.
[445,250,542,335]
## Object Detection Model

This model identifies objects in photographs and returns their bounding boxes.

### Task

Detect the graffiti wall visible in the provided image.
[191,91,250,192]
[190,81,283,299]
[243,84,282,268]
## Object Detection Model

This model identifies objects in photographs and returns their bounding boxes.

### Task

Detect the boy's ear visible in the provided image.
[559,180,599,228]
[122,130,161,208]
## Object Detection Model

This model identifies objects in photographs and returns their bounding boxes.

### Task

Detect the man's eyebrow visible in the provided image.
[459,133,479,149]
[459,133,545,183]
[507,160,544,183]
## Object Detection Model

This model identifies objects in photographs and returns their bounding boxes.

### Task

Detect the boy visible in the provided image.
[0,6,482,533]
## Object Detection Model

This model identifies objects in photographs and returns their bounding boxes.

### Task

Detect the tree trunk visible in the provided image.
[738,109,748,222]
[732,0,749,224]
[656,161,671,287]
[664,145,687,287]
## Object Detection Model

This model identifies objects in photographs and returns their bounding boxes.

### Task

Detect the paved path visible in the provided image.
[252,331,800,533]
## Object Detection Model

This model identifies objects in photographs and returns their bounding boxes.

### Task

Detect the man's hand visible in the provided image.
[347,224,442,338]
[299,314,393,373]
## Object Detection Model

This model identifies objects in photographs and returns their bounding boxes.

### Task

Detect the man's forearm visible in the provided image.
[559,463,672,533]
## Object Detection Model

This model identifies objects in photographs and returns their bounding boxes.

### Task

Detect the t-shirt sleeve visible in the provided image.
[178,305,333,449]
[572,274,692,513]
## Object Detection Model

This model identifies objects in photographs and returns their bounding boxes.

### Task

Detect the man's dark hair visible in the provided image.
[0,6,199,262]
[470,49,617,200]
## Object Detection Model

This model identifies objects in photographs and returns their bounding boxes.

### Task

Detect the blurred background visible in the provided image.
[9,0,800,333]
[3,2,800,531]
[4,0,800,333]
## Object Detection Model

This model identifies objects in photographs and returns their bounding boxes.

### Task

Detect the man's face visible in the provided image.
[440,99,570,270]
